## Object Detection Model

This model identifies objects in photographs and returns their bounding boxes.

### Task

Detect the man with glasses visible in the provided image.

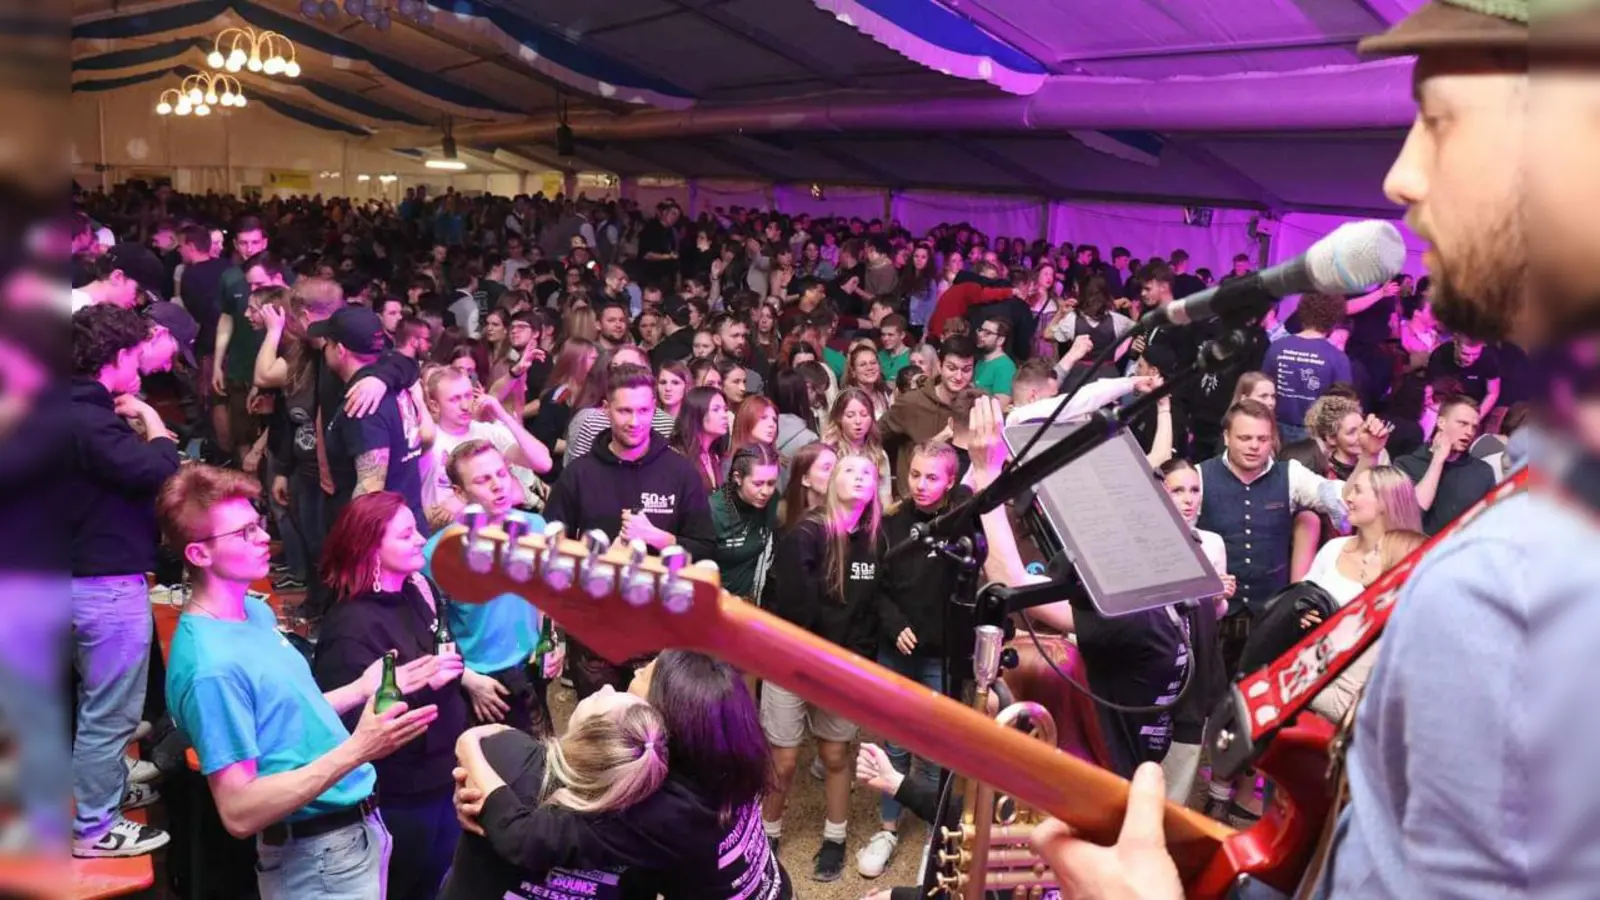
[158,464,442,898]
[68,304,182,858]
[973,314,1016,405]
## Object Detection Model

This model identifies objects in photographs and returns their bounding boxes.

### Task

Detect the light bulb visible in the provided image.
[207,50,224,68]
[225,57,242,72]
[156,101,172,115]
[176,101,192,115]
[219,92,233,106]
[188,88,203,104]
[195,104,211,116]
[263,56,283,75]
[204,92,218,105]
[284,60,301,78]
[228,48,246,68]
[235,94,247,108]
[247,54,263,72]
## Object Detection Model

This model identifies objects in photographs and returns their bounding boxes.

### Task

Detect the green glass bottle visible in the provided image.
[374,651,403,713]
[532,614,556,672]
[434,602,457,656]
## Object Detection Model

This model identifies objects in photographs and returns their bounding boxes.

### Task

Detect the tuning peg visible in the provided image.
[540,522,575,591]
[620,539,655,607]
[579,530,615,598]
[658,545,694,614]
[500,514,535,583]
[462,504,494,574]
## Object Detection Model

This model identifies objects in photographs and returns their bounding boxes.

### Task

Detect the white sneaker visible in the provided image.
[856,829,899,878]
[809,757,826,780]
[124,755,161,785]
[121,781,160,811]
[72,816,170,858]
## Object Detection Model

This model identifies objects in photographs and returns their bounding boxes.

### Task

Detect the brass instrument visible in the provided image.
[934,625,1061,900]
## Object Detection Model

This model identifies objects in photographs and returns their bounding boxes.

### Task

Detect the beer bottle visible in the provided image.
[374,650,404,713]
[434,602,457,656]
[532,614,556,672]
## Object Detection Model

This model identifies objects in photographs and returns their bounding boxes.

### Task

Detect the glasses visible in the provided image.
[197,516,270,543]
[978,328,1001,337]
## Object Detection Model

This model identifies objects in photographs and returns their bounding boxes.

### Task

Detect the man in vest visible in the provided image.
[1196,399,1389,666]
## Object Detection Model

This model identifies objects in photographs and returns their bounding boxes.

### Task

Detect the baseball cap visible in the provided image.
[660,294,692,328]
[145,301,199,368]
[307,305,388,355]
[105,243,168,300]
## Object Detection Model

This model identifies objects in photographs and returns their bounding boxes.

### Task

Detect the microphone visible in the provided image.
[1140,220,1406,329]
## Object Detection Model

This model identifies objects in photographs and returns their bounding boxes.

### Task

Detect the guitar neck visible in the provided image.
[703,592,1234,879]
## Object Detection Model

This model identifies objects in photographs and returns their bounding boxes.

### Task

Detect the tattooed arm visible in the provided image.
[353,448,390,498]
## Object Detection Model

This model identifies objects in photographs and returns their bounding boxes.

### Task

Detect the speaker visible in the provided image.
[556,124,575,157]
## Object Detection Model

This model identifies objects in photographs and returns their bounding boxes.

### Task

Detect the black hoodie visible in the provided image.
[875,487,975,663]
[312,577,469,802]
[762,518,881,658]
[543,430,715,561]
[68,378,183,577]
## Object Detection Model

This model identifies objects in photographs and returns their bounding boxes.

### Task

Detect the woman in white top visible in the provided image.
[1300,466,1427,723]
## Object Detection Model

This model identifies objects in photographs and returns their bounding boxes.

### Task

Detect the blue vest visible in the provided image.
[1196,456,1293,615]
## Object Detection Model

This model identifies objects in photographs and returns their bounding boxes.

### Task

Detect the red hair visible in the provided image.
[320,492,407,602]
[729,395,776,458]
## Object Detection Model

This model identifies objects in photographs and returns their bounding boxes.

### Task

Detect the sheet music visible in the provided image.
[1007,423,1222,617]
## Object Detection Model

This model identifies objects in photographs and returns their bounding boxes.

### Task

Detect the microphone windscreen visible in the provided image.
[1305,220,1406,294]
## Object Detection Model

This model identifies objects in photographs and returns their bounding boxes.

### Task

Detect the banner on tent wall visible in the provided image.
[1047,202,1258,276]
[267,170,313,192]
[539,172,564,197]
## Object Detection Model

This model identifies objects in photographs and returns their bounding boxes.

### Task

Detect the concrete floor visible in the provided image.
[548,682,931,899]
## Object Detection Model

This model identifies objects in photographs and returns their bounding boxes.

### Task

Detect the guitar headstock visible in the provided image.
[426,508,727,662]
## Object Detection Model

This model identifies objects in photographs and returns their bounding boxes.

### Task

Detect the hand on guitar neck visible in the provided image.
[1032,762,1183,900]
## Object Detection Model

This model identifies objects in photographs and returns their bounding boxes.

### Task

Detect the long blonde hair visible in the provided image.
[807,452,883,603]
[540,700,668,814]
[1360,465,1424,536]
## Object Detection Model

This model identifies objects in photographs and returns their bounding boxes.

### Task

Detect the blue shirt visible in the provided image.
[166,595,375,821]
[1324,447,1600,897]
[1261,334,1352,428]
[423,514,547,674]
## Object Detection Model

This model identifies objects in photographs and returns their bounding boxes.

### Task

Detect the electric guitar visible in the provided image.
[427,521,1338,898]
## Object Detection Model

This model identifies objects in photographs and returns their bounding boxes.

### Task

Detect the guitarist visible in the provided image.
[1033,1,1600,897]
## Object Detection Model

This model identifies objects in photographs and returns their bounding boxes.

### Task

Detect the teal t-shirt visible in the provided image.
[878,348,912,384]
[975,354,1017,396]
[167,595,375,821]
[423,513,547,674]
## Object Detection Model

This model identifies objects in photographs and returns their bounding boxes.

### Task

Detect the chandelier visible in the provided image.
[156,72,247,117]
[298,0,435,31]
[207,27,300,78]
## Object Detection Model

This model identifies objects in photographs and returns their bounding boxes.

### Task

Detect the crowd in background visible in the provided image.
[48,180,1524,896]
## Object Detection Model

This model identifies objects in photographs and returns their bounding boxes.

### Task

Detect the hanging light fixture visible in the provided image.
[159,73,246,118]
[208,27,299,79]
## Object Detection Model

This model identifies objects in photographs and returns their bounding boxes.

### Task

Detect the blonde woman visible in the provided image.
[823,388,894,508]
[445,686,668,897]
[1300,466,1426,723]
[760,452,885,881]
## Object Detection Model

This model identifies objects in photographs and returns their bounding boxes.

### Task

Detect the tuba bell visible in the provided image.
[932,625,1061,900]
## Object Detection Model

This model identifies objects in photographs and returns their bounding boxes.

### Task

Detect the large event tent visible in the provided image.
[71,0,1429,269]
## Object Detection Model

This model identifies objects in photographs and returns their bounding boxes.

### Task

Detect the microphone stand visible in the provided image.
[887,322,1267,628]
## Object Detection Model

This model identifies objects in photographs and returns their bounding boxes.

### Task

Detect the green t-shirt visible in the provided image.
[879,348,912,384]
[823,346,848,381]
[975,354,1017,396]
[219,265,263,383]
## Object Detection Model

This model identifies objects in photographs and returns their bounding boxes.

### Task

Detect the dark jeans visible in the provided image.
[294,470,333,618]
[480,661,553,739]
[382,790,459,900]
[568,640,648,701]
[876,649,946,824]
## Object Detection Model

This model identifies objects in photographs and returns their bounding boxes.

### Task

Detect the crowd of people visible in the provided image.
[53,168,1533,899]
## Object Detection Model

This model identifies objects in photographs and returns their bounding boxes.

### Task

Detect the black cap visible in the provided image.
[105,243,167,300]
[308,305,388,355]
[145,300,198,368]
[660,294,692,328]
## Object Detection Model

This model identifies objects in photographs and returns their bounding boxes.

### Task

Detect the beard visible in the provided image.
[1427,206,1528,344]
